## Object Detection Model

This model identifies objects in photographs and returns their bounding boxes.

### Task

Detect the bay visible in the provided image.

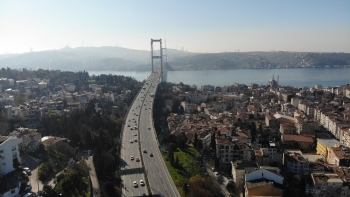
[88,68,350,88]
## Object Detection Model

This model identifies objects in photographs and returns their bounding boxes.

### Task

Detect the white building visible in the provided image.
[0,136,22,175]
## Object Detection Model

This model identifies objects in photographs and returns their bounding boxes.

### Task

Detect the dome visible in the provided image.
[40,96,49,102]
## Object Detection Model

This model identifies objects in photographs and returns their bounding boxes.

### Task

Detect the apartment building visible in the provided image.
[216,135,234,171]
[327,146,350,167]
[0,136,22,175]
[283,150,310,176]
[306,173,349,197]
[316,139,343,158]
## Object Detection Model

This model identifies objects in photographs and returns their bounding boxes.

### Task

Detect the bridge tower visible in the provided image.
[151,39,163,73]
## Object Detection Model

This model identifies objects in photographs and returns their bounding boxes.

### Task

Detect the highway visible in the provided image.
[120,71,180,197]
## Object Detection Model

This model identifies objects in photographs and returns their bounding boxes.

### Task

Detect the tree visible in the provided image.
[226,181,239,197]
[179,105,185,115]
[193,133,198,147]
[178,132,187,149]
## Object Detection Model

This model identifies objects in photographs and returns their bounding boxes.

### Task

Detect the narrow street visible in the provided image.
[20,154,56,193]
[86,154,100,197]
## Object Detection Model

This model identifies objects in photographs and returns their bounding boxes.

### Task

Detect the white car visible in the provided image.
[130,140,133,143]
[130,156,134,160]
[23,167,31,174]
[215,172,219,176]
[134,133,137,136]
[140,180,145,186]
[133,181,138,187]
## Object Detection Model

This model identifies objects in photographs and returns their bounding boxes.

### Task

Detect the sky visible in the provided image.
[0,0,349,54]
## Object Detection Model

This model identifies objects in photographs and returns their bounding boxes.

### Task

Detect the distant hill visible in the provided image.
[0,46,195,71]
[0,47,349,71]
[166,51,350,70]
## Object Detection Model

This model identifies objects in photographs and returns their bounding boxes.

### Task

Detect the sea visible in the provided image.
[88,68,350,88]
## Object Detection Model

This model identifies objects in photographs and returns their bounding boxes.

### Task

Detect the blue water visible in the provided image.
[89,68,350,88]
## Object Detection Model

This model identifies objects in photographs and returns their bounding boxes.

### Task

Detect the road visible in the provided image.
[120,71,180,197]
[86,155,100,197]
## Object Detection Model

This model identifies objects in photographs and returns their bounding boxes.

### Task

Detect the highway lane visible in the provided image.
[121,71,179,197]
[120,75,153,196]
[139,72,180,197]
[122,173,148,197]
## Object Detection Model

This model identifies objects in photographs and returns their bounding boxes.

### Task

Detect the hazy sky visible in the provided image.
[1,0,349,53]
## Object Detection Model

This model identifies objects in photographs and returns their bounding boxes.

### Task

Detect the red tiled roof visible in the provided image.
[282,134,314,143]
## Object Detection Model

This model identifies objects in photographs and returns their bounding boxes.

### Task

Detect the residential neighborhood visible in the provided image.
[162,77,350,197]
[0,74,134,197]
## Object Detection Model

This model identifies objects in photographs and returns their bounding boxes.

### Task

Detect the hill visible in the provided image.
[0,47,349,71]
[166,51,350,70]
[0,46,195,71]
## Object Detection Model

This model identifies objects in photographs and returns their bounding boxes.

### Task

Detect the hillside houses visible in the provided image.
[164,82,350,196]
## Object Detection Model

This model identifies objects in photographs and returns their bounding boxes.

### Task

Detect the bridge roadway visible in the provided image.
[120,71,180,197]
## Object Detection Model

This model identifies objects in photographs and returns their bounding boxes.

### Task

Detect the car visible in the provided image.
[130,128,133,130]
[23,167,31,175]
[130,156,134,160]
[211,167,216,171]
[127,125,130,127]
[150,153,153,157]
[215,172,219,176]
[143,149,147,153]
[24,184,32,192]
[140,180,145,186]
[133,181,138,187]
[21,171,28,178]
[134,133,137,136]
[130,140,133,143]
[135,157,140,162]
[134,138,137,142]
[23,192,35,197]
[148,127,150,130]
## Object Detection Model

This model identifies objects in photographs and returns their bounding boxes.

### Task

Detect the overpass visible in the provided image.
[119,39,180,197]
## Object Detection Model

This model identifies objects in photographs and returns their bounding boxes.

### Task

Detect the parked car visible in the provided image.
[24,184,32,192]
[23,167,31,175]
[133,181,138,187]
[21,171,28,178]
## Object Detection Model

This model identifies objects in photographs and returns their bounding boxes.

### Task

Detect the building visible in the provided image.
[9,128,41,153]
[327,146,350,167]
[0,136,22,175]
[316,139,343,159]
[305,172,348,197]
[283,149,310,176]
[41,136,69,149]
[232,140,253,161]
[231,160,258,189]
[245,167,284,197]
[216,135,234,171]
[197,131,211,150]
